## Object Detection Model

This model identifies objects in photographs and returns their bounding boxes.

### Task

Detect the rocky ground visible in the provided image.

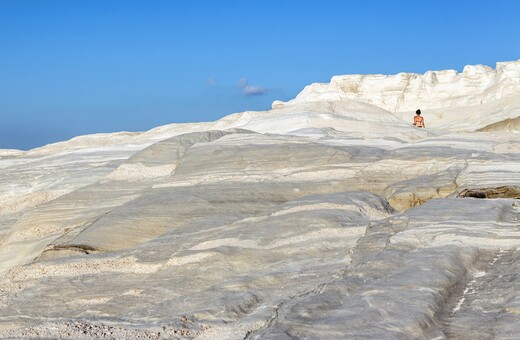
[1,60,520,339]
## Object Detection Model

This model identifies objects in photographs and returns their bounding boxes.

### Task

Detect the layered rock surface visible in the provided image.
[1,60,520,339]
[274,60,520,132]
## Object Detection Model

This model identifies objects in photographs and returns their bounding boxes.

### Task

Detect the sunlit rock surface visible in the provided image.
[274,60,520,132]
[1,60,520,339]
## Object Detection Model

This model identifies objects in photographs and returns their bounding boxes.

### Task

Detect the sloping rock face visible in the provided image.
[274,60,520,131]
[1,61,520,339]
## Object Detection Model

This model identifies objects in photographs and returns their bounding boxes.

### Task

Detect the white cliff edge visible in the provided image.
[273,60,520,131]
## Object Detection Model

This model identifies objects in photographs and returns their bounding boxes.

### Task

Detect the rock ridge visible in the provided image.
[1,59,520,338]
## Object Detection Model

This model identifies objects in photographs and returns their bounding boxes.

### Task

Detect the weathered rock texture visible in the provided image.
[274,60,520,132]
[1,60,520,339]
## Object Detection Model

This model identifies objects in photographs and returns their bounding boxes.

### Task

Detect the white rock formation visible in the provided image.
[274,59,520,131]
[0,60,520,338]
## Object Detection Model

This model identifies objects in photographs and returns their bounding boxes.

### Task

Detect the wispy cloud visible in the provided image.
[238,78,268,96]
[206,77,217,86]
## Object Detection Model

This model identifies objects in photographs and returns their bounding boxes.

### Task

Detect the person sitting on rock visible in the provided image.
[413,109,425,128]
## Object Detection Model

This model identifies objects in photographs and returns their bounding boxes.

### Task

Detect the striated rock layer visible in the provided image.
[274,59,520,132]
[1,60,520,339]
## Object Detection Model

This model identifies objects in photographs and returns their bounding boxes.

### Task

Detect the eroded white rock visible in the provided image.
[275,59,520,131]
[1,60,520,338]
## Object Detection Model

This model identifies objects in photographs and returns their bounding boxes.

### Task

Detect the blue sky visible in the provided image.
[1,0,519,150]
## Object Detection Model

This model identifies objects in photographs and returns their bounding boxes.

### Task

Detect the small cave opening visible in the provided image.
[457,186,520,199]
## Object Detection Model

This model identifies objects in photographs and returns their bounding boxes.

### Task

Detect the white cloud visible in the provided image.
[238,78,268,96]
